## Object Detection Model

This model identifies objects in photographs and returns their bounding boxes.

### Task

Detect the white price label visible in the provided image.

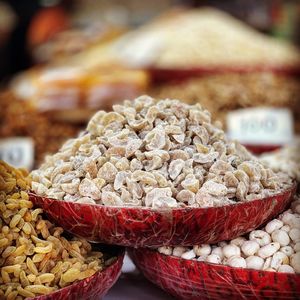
[0,138,34,169]
[227,108,294,145]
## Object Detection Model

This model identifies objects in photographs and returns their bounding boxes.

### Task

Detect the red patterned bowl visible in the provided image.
[32,246,124,300]
[29,184,295,248]
[148,65,300,83]
[243,144,282,155]
[129,248,300,300]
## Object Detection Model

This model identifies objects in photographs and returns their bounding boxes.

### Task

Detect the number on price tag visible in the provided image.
[0,138,34,169]
[227,108,294,145]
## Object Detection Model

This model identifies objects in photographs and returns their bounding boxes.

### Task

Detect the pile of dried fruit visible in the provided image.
[0,161,112,299]
[0,91,81,166]
[31,96,292,208]
[111,8,300,69]
[260,139,300,182]
[151,73,300,131]
[158,194,300,273]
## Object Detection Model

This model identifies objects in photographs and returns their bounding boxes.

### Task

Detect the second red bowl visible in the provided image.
[129,248,300,300]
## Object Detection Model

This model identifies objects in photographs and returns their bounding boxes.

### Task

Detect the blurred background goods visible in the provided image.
[0,0,299,169]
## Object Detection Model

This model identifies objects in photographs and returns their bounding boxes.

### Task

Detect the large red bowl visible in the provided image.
[29,185,295,248]
[129,248,300,300]
[32,246,124,300]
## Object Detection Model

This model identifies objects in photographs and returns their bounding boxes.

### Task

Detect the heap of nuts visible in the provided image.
[260,139,300,182]
[151,73,300,132]
[0,91,81,166]
[31,96,292,208]
[0,161,112,299]
[158,194,300,273]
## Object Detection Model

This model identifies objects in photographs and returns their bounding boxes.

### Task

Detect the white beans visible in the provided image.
[265,219,283,234]
[181,250,196,260]
[157,195,300,274]
[293,203,300,214]
[206,254,222,264]
[230,237,246,247]
[294,242,300,252]
[241,241,260,256]
[246,256,264,270]
[223,244,240,258]
[281,225,291,232]
[278,265,295,273]
[158,246,172,256]
[265,268,276,272]
[289,228,300,243]
[258,242,280,259]
[173,246,188,257]
[197,255,208,262]
[193,245,211,256]
[249,230,271,247]
[211,247,224,260]
[280,246,294,256]
[227,256,246,268]
[270,252,289,270]
[263,257,272,270]
[271,230,290,246]
[290,252,300,273]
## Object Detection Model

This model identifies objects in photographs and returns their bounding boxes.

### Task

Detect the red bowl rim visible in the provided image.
[29,183,296,213]
[132,247,300,278]
[32,247,125,300]
[147,65,300,75]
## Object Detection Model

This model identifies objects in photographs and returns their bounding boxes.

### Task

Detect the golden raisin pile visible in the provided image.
[0,161,108,299]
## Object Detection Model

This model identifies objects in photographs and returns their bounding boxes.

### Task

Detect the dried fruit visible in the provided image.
[157,194,300,274]
[0,161,115,299]
[32,97,292,208]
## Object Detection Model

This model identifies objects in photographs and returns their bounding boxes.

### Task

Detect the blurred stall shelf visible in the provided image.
[0,91,81,167]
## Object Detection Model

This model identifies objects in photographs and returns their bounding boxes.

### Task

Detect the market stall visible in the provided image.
[0,1,299,299]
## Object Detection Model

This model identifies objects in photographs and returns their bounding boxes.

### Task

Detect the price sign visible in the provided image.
[227,108,294,145]
[0,138,34,169]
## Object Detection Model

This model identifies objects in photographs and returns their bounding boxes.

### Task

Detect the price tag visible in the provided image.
[0,138,34,169]
[227,108,294,145]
